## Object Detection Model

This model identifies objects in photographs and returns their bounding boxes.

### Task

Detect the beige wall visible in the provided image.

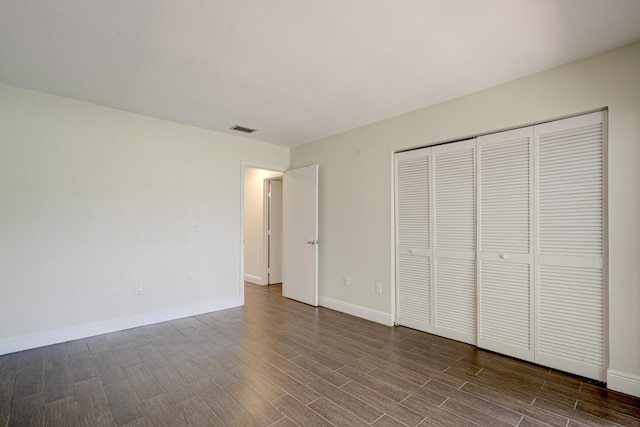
[243,167,283,284]
[291,42,640,395]
[0,83,289,351]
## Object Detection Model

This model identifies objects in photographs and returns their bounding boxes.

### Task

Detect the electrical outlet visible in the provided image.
[375,282,382,294]
[343,275,350,286]
[135,283,144,295]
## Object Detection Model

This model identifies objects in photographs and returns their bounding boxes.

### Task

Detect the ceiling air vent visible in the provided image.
[230,125,257,134]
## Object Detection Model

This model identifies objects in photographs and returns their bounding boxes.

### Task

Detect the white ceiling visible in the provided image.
[1,1,639,147]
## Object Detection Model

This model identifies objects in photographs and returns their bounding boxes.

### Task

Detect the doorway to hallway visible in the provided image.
[243,167,283,286]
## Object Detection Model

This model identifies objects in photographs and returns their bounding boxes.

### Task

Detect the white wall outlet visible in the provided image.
[343,275,350,286]
[191,217,199,228]
[135,283,144,295]
[375,282,382,294]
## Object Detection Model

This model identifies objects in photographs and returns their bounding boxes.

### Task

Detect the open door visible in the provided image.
[267,179,283,284]
[283,164,318,306]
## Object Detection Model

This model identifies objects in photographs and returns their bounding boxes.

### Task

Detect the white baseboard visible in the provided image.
[244,273,264,285]
[0,297,243,356]
[607,369,640,398]
[319,296,394,327]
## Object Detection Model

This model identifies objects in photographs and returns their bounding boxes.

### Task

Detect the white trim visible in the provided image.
[262,179,270,285]
[243,273,264,285]
[607,369,640,398]
[389,150,397,324]
[0,298,242,356]
[319,296,394,327]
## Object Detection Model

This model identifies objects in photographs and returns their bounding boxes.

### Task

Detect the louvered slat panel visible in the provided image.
[477,128,533,361]
[480,138,531,253]
[534,111,606,381]
[538,265,605,371]
[396,149,431,332]
[479,260,531,358]
[431,140,476,344]
[397,254,431,330]
[396,155,430,249]
[435,146,475,251]
[538,122,604,256]
[435,258,475,342]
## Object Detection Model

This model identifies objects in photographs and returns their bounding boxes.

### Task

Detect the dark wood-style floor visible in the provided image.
[1,283,639,426]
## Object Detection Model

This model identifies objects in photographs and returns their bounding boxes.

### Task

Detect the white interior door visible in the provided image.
[477,126,535,362]
[534,111,607,381]
[395,149,433,332]
[433,139,477,345]
[268,180,283,284]
[283,165,318,306]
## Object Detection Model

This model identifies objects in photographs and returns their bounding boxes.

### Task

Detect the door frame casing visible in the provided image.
[240,161,287,302]
[263,177,283,284]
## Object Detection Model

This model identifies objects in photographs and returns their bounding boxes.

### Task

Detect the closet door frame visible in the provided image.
[393,110,607,382]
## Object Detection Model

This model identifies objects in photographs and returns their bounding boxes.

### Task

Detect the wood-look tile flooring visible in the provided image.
[1,283,639,426]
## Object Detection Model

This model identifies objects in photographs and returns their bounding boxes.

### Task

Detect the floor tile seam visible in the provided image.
[336,379,387,410]
[2,379,17,420]
[194,387,249,425]
[312,379,372,424]
[251,367,311,402]
[532,396,623,427]
[312,399,381,427]
[295,352,347,373]
[375,362,433,386]
[399,395,459,426]
[369,413,387,425]
[571,403,640,425]
[338,366,419,402]
[342,377,426,421]
[264,413,288,426]
[386,410,426,427]
[365,366,432,390]
[573,395,640,420]
[436,398,519,427]
[256,353,321,387]
[289,357,351,385]
[426,380,528,425]
[461,386,548,421]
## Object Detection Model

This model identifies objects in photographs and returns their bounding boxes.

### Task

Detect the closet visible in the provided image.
[395,111,607,381]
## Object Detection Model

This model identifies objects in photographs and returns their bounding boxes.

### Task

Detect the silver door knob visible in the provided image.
[500,253,508,260]
[307,240,318,245]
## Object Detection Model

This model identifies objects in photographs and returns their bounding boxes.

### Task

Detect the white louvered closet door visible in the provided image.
[395,148,433,332]
[432,140,476,345]
[534,111,607,381]
[478,127,535,362]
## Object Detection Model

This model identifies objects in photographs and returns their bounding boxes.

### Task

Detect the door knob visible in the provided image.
[307,240,318,245]
[500,253,508,260]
